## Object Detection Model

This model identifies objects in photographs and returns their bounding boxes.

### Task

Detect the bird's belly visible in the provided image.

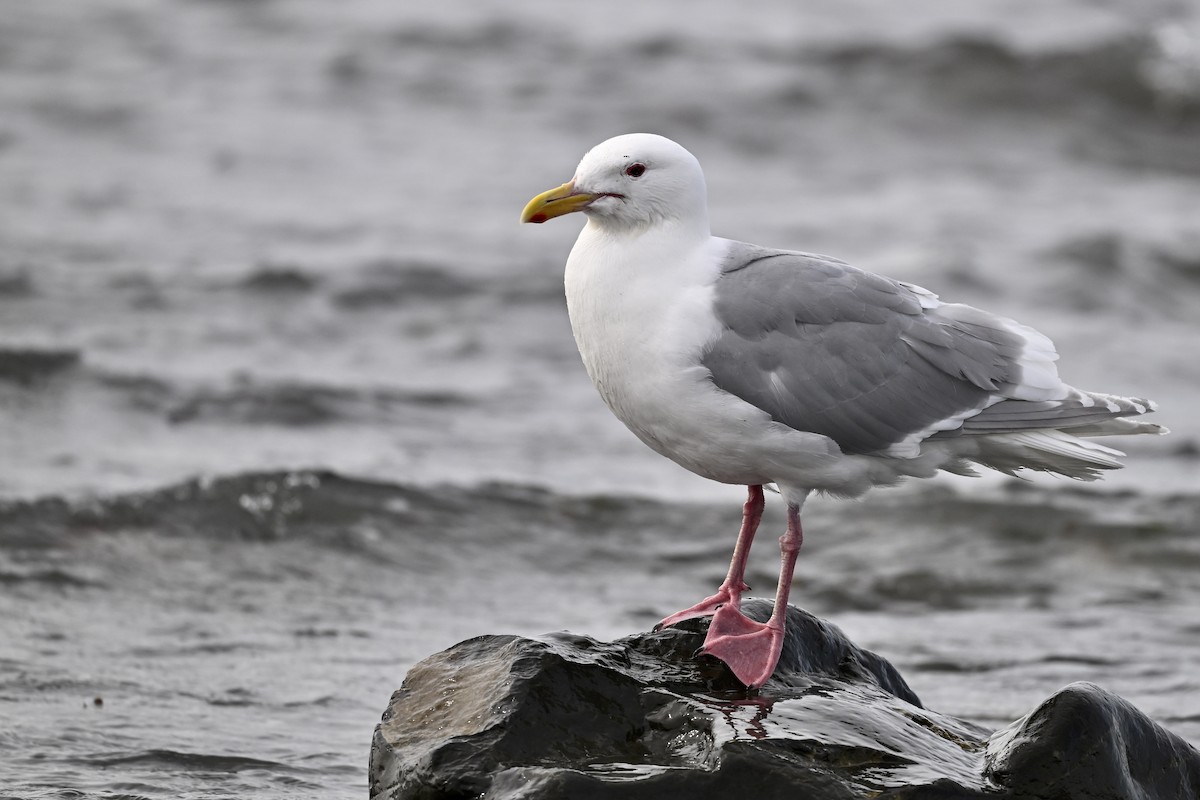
[564,231,829,488]
[581,337,779,486]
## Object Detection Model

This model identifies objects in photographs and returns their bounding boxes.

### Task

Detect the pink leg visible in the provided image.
[656,485,765,630]
[700,502,804,688]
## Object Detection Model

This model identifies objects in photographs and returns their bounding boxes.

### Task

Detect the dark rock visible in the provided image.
[371,601,1200,800]
[984,681,1200,799]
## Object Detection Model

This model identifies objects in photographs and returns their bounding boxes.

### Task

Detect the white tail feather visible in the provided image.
[973,429,1127,480]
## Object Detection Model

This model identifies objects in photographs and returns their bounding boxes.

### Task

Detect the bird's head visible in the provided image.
[521,133,709,234]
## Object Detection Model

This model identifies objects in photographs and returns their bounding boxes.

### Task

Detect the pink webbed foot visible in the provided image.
[698,500,804,688]
[654,583,746,631]
[697,602,785,689]
[656,485,765,632]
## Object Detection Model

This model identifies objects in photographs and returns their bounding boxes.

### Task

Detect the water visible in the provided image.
[2,1,1199,797]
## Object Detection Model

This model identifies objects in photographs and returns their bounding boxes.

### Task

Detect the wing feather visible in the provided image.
[702,242,1163,459]
[704,244,1004,454]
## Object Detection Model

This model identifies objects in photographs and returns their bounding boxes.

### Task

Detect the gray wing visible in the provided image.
[701,243,1037,455]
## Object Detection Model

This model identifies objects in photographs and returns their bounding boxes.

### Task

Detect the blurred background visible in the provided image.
[1,1,1198,797]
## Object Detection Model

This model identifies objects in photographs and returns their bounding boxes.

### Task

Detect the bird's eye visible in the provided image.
[624,163,646,178]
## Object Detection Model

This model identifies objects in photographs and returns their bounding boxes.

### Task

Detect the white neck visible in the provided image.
[564,220,726,398]
[566,218,714,313]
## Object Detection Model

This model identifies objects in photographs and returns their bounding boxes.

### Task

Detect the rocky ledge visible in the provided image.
[370,600,1200,799]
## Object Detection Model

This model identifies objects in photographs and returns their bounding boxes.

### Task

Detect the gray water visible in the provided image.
[2,1,1200,797]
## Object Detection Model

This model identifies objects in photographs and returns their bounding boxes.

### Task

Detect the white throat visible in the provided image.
[563,219,730,449]
[564,218,716,353]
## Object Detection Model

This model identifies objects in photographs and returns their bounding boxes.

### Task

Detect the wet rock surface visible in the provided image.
[371,601,1200,800]
[984,682,1200,800]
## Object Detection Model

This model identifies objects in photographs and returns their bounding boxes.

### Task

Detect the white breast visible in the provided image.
[563,227,778,484]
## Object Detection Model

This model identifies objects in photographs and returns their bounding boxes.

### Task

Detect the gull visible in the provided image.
[520,133,1165,688]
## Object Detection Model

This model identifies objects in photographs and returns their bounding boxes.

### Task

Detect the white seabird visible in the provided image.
[521,133,1166,688]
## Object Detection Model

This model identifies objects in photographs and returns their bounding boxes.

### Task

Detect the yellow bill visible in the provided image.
[520,180,599,224]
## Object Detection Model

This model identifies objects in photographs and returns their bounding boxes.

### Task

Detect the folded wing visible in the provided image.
[702,243,1159,460]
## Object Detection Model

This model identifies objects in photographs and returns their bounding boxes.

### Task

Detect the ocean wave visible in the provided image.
[77,748,290,773]
[0,471,351,545]
[0,566,104,589]
[237,263,321,294]
[1041,230,1200,315]
[163,379,473,427]
[3,470,1196,613]
[0,346,82,385]
[329,259,479,309]
[0,267,34,297]
[0,470,656,549]
[362,19,1200,122]
[385,20,527,54]
[206,257,560,306]
[794,33,1200,120]
[86,369,474,427]
[93,370,176,413]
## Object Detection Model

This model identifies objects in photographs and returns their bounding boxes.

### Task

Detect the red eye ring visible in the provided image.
[625,163,646,178]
